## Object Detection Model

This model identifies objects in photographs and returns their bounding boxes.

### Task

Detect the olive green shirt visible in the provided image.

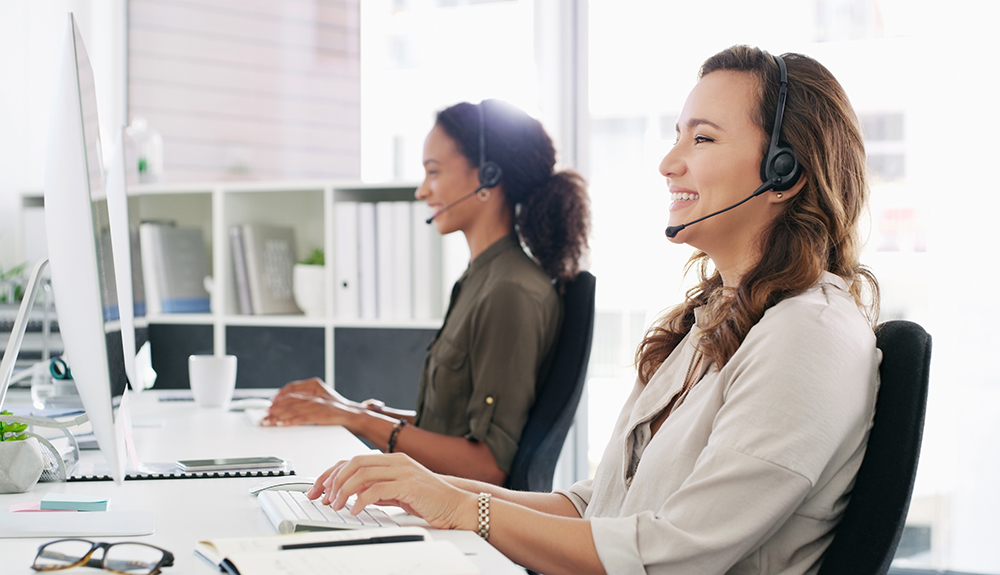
[414,234,562,473]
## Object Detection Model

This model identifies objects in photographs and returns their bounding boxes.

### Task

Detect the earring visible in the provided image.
[478,189,491,202]
[776,192,784,199]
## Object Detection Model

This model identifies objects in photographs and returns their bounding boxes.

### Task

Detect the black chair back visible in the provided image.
[505,271,596,492]
[818,320,932,575]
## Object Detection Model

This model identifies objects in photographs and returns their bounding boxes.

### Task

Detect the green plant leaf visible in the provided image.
[298,248,325,266]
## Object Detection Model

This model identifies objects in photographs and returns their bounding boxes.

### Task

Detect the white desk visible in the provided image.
[0,390,524,574]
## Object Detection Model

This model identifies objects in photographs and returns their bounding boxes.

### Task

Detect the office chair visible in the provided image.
[818,320,932,575]
[505,271,596,492]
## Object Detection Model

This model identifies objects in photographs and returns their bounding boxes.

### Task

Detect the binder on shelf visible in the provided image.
[411,204,442,320]
[375,202,395,320]
[138,222,211,314]
[138,223,162,316]
[237,224,302,315]
[95,227,120,322]
[230,226,253,315]
[130,226,147,318]
[357,203,378,320]
[392,201,413,320]
[334,201,360,319]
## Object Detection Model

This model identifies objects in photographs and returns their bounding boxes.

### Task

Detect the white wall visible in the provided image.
[0,0,126,271]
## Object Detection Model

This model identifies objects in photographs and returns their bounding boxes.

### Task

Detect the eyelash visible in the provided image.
[672,135,715,146]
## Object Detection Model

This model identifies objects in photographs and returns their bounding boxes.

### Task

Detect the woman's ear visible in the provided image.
[768,170,807,203]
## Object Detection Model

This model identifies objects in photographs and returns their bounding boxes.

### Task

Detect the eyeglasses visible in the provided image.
[32,539,174,575]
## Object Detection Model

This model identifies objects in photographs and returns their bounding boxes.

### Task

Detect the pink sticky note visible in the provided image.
[9,501,77,513]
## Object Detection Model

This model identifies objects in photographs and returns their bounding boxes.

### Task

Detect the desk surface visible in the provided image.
[0,390,524,574]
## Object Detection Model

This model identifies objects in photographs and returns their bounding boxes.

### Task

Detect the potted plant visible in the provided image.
[293,248,326,317]
[0,410,45,493]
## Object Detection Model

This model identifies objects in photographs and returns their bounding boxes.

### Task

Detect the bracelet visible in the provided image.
[477,492,491,541]
[386,419,407,453]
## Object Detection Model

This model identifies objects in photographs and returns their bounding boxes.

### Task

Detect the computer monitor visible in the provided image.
[42,13,127,483]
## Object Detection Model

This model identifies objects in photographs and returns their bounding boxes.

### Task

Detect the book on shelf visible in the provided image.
[357,203,378,320]
[234,223,302,315]
[334,201,360,319]
[194,527,478,575]
[129,226,146,318]
[229,226,253,315]
[138,222,211,315]
[95,226,120,322]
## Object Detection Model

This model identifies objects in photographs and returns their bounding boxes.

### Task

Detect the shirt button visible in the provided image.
[485,396,494,405]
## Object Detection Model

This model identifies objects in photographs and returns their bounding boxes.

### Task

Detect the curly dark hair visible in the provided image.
[635,45,879,384]
[435,99,590,287]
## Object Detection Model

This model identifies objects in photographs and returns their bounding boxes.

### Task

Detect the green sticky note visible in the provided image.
[40,493,110,512]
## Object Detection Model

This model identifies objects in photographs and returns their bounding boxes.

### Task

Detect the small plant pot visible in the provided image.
[0,437,45,493]
[293,264,326,317]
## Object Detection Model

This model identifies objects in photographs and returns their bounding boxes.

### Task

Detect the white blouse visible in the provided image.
[558,273,880,575]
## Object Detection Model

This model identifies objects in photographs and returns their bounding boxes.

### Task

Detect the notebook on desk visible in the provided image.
[70,460,296,482]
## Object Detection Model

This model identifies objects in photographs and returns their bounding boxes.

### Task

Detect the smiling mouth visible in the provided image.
[670,192,699,202]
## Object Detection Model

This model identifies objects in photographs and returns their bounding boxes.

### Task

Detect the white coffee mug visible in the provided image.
[188,355,238,408]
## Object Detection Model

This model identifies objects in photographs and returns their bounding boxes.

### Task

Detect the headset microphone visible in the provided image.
[665,54,801,240]
[425,186,486,224]
[666,179,776,238]
[426,102,503,225]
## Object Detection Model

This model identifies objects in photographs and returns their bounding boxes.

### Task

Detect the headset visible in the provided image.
[477,103,503,188]
[760,54,801,191]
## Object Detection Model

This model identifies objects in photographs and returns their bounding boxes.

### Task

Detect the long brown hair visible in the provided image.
[635,45,879,385]
[436,100,590,287]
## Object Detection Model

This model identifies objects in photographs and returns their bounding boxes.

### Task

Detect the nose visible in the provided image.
[415,178,429,200]
[659,144,684,179]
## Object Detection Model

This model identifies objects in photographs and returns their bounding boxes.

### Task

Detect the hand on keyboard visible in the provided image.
[308,452,480,532]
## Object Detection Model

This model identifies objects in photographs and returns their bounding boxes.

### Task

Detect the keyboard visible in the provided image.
[258,490,400,534]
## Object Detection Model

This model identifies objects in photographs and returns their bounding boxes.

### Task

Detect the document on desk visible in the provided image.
[195,527,478,575]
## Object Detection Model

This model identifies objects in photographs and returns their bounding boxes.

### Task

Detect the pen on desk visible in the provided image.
[280,534,425,550]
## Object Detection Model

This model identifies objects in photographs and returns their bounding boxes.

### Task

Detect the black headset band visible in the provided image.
[769,55,790,155]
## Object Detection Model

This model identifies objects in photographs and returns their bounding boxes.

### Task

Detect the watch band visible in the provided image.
[477,492,491,540]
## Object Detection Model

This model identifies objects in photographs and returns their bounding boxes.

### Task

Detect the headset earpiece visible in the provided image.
[759,55,801,193]
[477,103,503,189]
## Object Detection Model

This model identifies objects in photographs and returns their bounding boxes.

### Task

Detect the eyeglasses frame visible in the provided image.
[31,538,175,575]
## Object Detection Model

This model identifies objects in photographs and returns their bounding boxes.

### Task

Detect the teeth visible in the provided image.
[671,192,699,202]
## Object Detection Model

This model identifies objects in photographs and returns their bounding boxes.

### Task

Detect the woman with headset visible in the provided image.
[263,99,591,486]
[304,46,881,575]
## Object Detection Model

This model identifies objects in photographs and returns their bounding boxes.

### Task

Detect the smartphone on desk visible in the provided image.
[176,456,285,472]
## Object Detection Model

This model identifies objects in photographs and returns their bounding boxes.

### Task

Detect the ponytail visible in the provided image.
[516,170,590,288]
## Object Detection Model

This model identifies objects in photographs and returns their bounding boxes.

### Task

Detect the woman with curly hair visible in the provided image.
[264,99,591,486]
[304,46,880,575]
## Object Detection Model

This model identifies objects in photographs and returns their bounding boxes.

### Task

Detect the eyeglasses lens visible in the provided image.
[103,543,166,574]
[34,539,95,570]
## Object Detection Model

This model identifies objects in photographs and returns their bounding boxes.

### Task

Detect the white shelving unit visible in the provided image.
[128,180,447,388]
